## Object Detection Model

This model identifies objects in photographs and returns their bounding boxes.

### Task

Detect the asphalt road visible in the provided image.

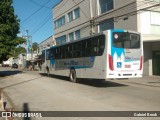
[0,67,160,120]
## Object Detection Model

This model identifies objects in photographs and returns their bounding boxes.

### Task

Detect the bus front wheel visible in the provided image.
[69,69,77,83]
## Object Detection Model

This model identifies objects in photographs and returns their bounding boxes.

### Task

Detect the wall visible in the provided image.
[39,36,54,52]
[53,0,91,40]
[143,42,152,75]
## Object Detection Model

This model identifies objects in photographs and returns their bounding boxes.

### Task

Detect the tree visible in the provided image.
[0,0,25,63]
[13,46,26,57]
[32,42,39,52]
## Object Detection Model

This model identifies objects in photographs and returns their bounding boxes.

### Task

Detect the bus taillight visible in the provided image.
[140,56,143,70]
[109,54,114,71]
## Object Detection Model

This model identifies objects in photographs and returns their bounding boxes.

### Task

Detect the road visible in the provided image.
[0,67,160,120]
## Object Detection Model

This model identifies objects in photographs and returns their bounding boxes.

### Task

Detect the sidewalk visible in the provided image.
[115,76,160,87]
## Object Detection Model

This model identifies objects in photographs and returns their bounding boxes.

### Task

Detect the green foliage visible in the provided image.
[13,46,26,57]
[0,0,25,63]
[32,42,39,52]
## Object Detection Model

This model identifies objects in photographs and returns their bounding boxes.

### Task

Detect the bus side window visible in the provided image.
[69,44,73,58]
[99,36,105,56]
[92,37,99,56]
[82,41,86,57]
[49,49,53,59]
[60,47,63,59]
[76,42,81,58]
[64,45,68,59]
[54,48,57,59]
[57,48,61,59]
[65,45,69,59]
[73,43,77,58]
[86,39,91,57]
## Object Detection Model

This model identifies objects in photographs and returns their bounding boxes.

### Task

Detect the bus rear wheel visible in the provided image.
[69,69,77,83]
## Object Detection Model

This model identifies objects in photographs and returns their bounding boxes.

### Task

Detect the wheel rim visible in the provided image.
[70,70,76,82]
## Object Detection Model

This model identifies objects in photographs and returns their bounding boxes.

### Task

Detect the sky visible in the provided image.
[12,0,60,44]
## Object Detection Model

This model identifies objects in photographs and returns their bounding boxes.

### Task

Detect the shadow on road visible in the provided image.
[0,76,43,89]
[40,73,128,88]
[0,70,22,77]
[23,103,31,120]
[79,79,128,88]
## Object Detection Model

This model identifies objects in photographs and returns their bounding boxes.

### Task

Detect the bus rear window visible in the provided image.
[112,32,140,49]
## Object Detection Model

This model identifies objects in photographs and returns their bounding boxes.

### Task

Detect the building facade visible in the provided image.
[38,35,55,53]
[52,0,160,76]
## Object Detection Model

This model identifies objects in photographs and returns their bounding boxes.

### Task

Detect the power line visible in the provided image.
[54,21,90,35]
[98,0,160,23]
[53,0,69,15]
[54,0,160,36]
[30,12,52,36]
[54,0,85,20]
[72,0,90,20]
[22,0,51,23]
[28,0,52,9]
[29,0,159,40]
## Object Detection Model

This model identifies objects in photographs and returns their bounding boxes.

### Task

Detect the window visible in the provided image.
[68,11,73,22]
[69,32,74,41]
[99,0,113,14]
[74,8,80,19]
[68,30,81,41]
[99,18,114,32]
[75,30,81,40]
[112,32,140,49]
[151,11,160,25]
[67,8,80,22]
[52,35,105,59]
[54,16,65,28]
[55,35,66,45]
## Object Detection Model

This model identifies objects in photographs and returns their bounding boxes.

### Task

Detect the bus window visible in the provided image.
[76,42,81,57]
[99,35,105,56]
[86,39,91,57]
[92,37,99,56]
[64,45,69,59]
[49,49,54,59]
[82,41,86,57]
[112,32,140,49]
[69,44,73,58]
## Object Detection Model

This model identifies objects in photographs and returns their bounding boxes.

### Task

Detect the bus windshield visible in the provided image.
[112,32,140,49]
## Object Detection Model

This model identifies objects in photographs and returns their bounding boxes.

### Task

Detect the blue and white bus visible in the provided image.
[41,29,143,82]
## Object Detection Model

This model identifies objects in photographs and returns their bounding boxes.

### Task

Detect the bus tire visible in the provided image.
[69,69,77,83]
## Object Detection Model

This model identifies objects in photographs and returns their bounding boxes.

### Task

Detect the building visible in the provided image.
[52,0,160,76]
[38,35,55,53]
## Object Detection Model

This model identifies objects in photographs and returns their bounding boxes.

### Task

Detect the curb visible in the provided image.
[0,89,4,111]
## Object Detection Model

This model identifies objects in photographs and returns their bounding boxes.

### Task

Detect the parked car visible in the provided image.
[12,63,18,68]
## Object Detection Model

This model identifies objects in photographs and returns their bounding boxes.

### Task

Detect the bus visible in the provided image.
[41,29,143,82]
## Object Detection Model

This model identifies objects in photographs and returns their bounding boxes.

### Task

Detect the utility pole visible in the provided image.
[89,0,95,35]
[25,30,32,61]
[90,17,95,35]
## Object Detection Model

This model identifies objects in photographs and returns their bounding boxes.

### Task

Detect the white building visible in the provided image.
[52,0,160,76]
